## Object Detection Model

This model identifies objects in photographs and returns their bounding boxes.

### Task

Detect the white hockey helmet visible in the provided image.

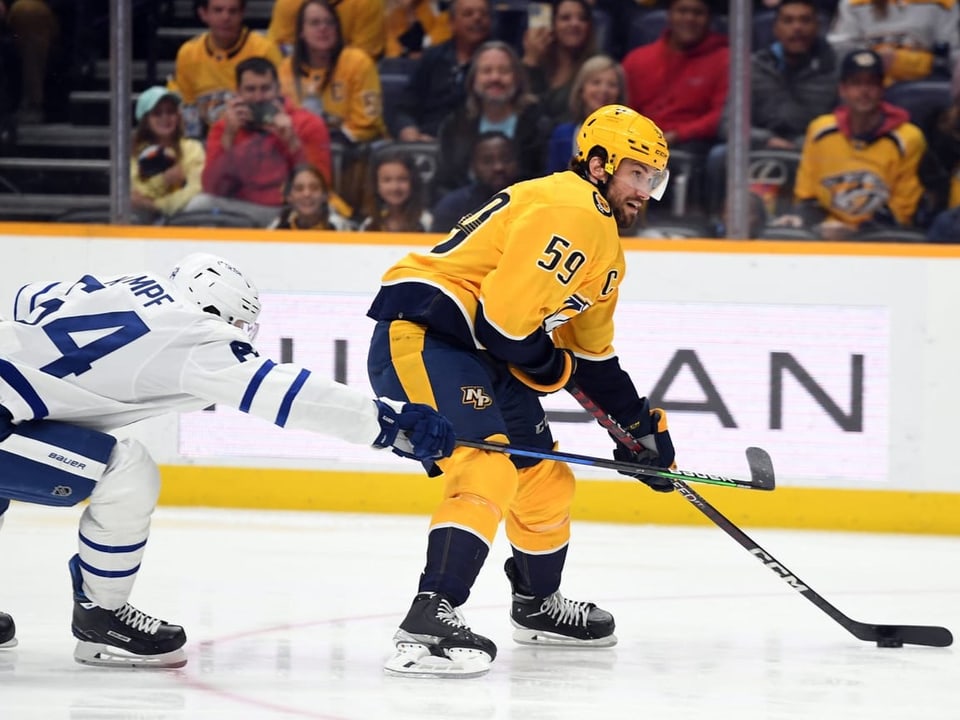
[170,253,261,336]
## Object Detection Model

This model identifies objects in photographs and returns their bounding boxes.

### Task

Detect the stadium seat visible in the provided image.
[55,206,113,224]
[705,147,803,218]
[378,57,417,138]
[851,227,927,242]
[634,217,716,238]
[164,209,260,228]
[756,225,821,240]
[627,9,667,49]
[883,80,951,135]
[752,9,777,50]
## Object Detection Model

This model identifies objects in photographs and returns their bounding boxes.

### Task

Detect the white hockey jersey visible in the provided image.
[0,271,382,446]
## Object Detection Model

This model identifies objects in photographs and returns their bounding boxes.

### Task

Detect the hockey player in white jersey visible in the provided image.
[0,252,456,668]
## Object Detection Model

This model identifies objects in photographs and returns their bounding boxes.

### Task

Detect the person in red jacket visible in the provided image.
[622,0,728,150]
[185,56,333,227]
[621,0,728,213]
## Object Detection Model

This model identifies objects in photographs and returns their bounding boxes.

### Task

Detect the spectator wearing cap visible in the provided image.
[774,48,927,239]
[130,86,206,223]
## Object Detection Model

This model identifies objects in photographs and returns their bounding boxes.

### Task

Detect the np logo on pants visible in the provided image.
[461,387,493,410]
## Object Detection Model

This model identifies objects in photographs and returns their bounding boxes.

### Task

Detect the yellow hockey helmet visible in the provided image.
[576,104,670,199]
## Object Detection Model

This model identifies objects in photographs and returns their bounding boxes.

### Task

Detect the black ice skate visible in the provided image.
[384,592,497,678]
[0,611,16,649]
[505,558,617,647]
[69,555,187,668]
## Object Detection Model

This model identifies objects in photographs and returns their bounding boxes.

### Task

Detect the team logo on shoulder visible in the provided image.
[461,386,494,410]
[593,191,612,217]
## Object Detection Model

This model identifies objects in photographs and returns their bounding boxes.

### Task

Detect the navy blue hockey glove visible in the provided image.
[508,348,576,394]
[612,403,676,493]
[373,398,456,461]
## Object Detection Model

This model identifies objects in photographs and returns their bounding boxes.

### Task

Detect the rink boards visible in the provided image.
[1,222,959,535]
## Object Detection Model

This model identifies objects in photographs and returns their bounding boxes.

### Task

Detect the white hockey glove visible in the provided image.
[372,398,456,461]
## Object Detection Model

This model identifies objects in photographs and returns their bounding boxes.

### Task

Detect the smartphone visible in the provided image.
[527,2,552,30]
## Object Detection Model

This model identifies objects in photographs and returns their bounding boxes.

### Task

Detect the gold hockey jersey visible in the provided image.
[369,171,626,367]
[794,107,927,226]
[278,48,386,142]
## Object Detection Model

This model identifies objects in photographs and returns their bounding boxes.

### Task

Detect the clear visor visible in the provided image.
[647,167,670,201]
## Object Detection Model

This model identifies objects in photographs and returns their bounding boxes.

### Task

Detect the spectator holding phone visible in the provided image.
[186,56,332,227]
[130,87,205,223]
[522,0,597,125]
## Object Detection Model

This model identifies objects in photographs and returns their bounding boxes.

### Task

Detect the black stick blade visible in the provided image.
[745,447,776,490]
[852,623,953,648]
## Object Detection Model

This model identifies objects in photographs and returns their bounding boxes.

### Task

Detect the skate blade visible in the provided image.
[0,637,18,649]
[512,627,618,648]
[383,643,491,679]
[74,641,187,669]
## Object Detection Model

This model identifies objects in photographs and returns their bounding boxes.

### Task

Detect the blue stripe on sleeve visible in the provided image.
[275,369,311,428]
[0,359,49,419]
[79,532,148,554]
[239,359,277,413]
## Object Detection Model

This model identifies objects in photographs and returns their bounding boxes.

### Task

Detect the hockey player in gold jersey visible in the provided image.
[367,104,676,678]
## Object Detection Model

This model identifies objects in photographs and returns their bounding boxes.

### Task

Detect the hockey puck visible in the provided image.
[876,638,903,648]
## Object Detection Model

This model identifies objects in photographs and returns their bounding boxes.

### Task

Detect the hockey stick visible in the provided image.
[456,438,774,491]
[566,380,954,649]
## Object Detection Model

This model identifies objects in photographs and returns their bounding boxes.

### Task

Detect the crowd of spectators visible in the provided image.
[5,0,960,240]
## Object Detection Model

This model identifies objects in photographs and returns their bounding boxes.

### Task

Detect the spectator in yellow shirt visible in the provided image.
[277,0,387,144]
[268,0,386,60]
[130,87,205,223]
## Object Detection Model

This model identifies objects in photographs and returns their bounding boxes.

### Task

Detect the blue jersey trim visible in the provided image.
[239,360,277,413]
[77,555,141,578]
[13,281,60,321]
[79,532,148,554]
[0,358,50,420]
[276,369,310,427]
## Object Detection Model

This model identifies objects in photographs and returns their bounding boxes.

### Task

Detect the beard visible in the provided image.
[611,202,636,229]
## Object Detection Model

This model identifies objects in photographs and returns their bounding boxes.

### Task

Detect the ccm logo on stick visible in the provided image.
[750,548,808,591]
